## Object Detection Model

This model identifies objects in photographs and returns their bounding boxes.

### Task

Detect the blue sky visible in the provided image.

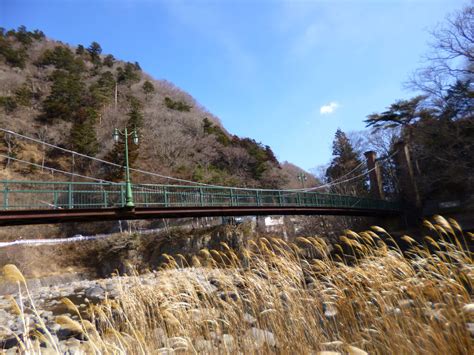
[1,0,466,171]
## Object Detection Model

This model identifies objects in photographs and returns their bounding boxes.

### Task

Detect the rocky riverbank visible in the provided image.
[0,268,282,354]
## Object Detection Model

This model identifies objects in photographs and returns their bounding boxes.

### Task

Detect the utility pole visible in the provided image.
[114,82,118,111]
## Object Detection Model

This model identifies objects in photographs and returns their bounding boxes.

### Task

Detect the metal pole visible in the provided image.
[124,127,134,208]
[297,173,307,189]
[3,181,8,210]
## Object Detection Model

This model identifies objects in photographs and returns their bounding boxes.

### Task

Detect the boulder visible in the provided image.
[84,286,105,301]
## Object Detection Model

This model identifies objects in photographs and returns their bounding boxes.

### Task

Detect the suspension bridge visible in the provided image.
[0,128,401,226]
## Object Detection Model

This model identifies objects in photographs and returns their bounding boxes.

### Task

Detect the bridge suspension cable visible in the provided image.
[0,153,115,183]
[0,128,395,193]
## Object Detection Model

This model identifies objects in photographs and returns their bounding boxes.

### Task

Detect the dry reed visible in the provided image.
[1,216,472,354]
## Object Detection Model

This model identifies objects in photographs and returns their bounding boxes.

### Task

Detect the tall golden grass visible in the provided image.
[2,216,473,354]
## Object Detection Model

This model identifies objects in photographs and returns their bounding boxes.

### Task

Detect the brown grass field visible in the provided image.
[2,215,473,354]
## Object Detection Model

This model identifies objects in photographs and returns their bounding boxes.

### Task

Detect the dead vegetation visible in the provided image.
[1,216,472,353]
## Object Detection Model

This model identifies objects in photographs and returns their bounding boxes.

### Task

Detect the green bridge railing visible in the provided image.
[0,180,400,211]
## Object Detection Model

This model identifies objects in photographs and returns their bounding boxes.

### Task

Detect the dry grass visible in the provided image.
[2,216,473,354]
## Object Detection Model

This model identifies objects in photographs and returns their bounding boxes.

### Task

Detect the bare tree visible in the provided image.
[1,133,19,169]
[408,4,474,103]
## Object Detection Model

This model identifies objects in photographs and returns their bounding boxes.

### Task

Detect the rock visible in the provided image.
[321,340,344,349]
[65,346,87,355]
[167,337,189,350]
[387,307,402,316]
[221,334,235,351]
[346,345,368,355]
[42,348,62,355]
[463,304,474,313]
[466,323,474,337]
[317,352,341,355]
[218,291,239,302]
[41,310,54,319]
[194,339,215,352]
[279,291,290,305]
[196,280,218,294]
[0,337,19,349]
[84,286,105,301]
[398,299,415,309]
[65,338,82,347]
[209,331,219,341]
[244,327,277,348]
[48,322,61,333]
[323,303,338,318]
[56,327,79,340]
[423,308,445,322]
[243,313,257,325]
[5,347,18,355]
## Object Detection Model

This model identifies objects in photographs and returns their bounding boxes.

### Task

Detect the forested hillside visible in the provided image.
[0,26,315,189]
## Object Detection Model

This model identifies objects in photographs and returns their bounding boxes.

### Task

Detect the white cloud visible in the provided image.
[320,102,339,115]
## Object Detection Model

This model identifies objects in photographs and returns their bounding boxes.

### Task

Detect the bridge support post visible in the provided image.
[394,141,421,225]
[364,151,384,200]
[68,183,73,209]
[3,181,8,210]
[229,189,234,206]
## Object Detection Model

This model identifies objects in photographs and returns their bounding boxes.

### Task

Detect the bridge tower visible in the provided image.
[394,141,422,224]
[364,151,384,200]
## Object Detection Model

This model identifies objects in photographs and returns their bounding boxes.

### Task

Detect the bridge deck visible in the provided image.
[0,180,400,225]
[0,206,400,226]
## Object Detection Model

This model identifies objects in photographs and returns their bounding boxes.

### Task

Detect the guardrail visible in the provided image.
[0,180,400,211]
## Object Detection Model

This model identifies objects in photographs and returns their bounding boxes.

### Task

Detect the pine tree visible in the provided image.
[142,80,155,99]
[87,41,102,64]
[103,54,115,67]
[76,44,85,55]
[326,129,366,194]
[70,107,99,156]
[103,98,143,181]
[41,70,84,123]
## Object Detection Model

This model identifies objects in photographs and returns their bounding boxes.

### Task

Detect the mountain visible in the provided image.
[0,26,317,189]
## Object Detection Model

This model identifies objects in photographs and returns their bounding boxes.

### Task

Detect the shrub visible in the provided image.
[37,46,85,73]
[202,117,230,145]
[14,83,34,106]
[103,54,115,67]
[0,96,17,113]
[164,96,192,112]
[0,38,27,68]
[117,62,141,85]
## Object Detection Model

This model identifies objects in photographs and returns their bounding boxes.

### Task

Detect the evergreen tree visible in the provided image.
[127,96,143,129]
[41,70,84,123]
[70,107,99,156]
[37,45,85,73]
[87,41,102,64]
[90,71,115,106]
[103,54,115,67]
[15,25,33,47]
[142,80,155,99]
[103,98,143,181]
[326,129,366,194]
[117,62,141,85]
[76,44,85,55]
